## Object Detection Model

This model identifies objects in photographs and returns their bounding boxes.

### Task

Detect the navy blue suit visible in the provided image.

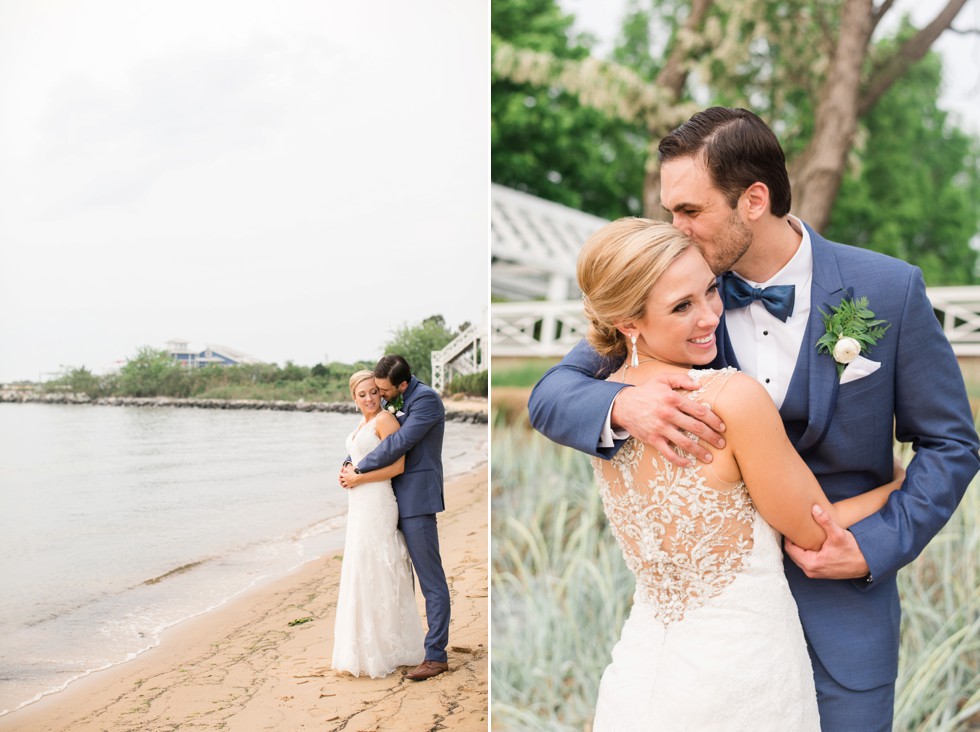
[357,376,450,663]
[528,225,979,726]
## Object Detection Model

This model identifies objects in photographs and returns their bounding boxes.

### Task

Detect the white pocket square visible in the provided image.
[840,355,881,385]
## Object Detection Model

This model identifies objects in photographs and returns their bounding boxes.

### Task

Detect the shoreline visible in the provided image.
[0,465,488,731]
[0,392,488,422]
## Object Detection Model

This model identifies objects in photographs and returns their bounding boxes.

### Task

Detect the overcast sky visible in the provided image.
[560,0,980,134]
[0,0,488,382]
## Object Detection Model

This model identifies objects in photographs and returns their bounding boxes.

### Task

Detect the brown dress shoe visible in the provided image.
[406,660,449,681]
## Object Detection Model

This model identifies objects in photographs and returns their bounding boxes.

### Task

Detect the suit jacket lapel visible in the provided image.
[709,284,740,370]
[719,310,740,369]
[791,227,845,455]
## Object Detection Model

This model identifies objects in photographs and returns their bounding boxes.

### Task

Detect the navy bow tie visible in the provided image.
[722,274,796,322]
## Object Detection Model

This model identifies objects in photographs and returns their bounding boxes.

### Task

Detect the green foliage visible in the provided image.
[383,315,455,385]
[491,0,646,219]
[44,366,110,398]
[116,347,185,398]
[52,354,373,403]
[492,425,632,729]
[446,370,489,397]
[491,359,557,387]
[816,296,890,375]
[826,48,980,285]
[492,0,980,282]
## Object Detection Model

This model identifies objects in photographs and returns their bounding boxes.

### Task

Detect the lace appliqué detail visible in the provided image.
[593,368,755,626]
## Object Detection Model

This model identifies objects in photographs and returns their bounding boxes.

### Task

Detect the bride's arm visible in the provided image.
[345,412,406,487]
[717,374,899,550]
[831,460,905,528]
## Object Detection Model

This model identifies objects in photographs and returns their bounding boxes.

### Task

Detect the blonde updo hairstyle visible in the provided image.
[348,370,376,398]
[578,218,694,361]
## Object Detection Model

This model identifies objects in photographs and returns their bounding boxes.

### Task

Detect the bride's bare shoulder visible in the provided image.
[374,409,401,438]
[710,371,778,426]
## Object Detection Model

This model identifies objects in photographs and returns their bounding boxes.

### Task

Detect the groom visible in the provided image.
[528,107,979,729]
[340,354,451,681]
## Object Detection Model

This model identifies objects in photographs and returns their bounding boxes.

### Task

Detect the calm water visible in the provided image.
[0,403,487,715]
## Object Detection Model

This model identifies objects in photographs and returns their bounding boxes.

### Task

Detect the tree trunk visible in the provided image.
[859,0,970,116]
[790,0,876,231]
[642,0,715,219]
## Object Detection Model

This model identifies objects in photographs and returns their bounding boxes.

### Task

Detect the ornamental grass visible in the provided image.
[491,422,980,731]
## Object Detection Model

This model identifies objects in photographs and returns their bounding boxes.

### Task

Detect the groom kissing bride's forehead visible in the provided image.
[373,353,411,402]
[528,106,979,730]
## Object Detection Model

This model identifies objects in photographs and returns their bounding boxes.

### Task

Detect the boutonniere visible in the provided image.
[816,296,890,376]
[386,394,404,414]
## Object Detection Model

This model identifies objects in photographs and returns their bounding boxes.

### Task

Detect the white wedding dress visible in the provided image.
[591,369,820,731]
[331,414,424,677]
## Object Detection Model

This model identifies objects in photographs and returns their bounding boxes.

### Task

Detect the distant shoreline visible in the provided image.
[0,391,488,422]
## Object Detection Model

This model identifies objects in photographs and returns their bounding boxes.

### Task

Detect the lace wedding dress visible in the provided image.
[331,414,424,677]
[591,369,819,731]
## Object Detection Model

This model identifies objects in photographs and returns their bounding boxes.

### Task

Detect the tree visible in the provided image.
[383,315,455,385]
[491,0,648,218]
[46,366,106,398]
[116,347,186,397]
[492,0,978,280]
[826,39,980,283]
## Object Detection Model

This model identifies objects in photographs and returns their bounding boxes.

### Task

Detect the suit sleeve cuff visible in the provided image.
[848,511,889,590]
[599,394,632,448]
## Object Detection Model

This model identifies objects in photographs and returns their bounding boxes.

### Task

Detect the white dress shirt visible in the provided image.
[724,218,812,409]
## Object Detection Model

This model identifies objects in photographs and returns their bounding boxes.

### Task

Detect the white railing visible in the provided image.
[432,321,486,393]
[492,287,980,359]
[925,286,980,356]
[491,301,588,358]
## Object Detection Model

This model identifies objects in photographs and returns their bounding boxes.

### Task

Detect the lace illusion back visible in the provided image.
[590,368,820,731]
[594,368,754,624]
[331,414,424,678]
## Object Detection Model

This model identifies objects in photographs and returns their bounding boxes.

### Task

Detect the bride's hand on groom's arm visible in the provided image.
[610,373,726,467]
[784,506,870,580]
[339,464,363,489]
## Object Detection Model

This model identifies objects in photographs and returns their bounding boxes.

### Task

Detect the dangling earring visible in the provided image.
[630,334,639,368]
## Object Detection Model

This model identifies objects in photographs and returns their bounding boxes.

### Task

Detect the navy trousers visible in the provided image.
[809,645,895,731]
[399,513,450,663]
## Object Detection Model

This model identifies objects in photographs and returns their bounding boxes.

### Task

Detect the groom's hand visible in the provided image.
[785,504,870,579]
[610,373,726,467]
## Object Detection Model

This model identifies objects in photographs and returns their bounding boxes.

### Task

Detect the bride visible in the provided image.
[331,370,424,678]
[577,219,903,730]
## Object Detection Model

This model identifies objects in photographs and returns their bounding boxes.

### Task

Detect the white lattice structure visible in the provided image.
[491,183,607,301]
[431,315,487,393]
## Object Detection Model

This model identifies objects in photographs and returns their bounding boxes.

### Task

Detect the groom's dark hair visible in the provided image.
[658,107,792,217]
[374,354,412,386]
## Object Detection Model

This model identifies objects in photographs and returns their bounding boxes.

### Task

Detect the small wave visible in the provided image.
[141,559,211,586]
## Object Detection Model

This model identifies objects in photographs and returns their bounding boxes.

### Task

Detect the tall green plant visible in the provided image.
[116,347,185,397]
[383,315,455,385]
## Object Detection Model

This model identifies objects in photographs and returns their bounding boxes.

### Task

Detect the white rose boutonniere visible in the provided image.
[832,337,862,364]
[386,394,404,414]
[816,296,890,377]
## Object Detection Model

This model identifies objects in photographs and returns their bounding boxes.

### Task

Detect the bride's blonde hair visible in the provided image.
[577,218,693,360]
[348,370,375,398]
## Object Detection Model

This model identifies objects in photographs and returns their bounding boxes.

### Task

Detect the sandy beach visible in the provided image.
[0,465,489,732]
